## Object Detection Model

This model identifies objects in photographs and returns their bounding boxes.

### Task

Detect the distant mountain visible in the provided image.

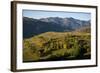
[40,17,90,30]
[23,17,90,38]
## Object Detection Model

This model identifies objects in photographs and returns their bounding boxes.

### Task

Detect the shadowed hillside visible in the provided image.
[23,17,90,38]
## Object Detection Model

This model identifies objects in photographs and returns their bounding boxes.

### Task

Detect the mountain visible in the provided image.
[40,17,90,30]
[23,17,90,38]
[23,17,65,38]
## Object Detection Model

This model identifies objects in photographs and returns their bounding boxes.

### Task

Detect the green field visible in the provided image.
[23,31,91,62]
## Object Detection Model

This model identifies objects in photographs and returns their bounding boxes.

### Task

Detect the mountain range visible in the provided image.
[23,17,90,38]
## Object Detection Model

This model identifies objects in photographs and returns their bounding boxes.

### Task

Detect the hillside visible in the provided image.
[23,32,91,62]
[75,26,91,33]
[23,17,90,38]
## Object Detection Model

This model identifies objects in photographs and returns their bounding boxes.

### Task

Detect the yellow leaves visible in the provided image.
[23,31,91,62]
[63,43,67,49]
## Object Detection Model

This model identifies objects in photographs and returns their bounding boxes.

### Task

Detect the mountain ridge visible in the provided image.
[23,17,90,38]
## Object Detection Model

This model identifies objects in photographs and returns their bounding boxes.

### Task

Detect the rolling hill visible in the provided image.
[23,31,91,62]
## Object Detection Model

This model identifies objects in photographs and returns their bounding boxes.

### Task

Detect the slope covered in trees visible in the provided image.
[23,32,91,62]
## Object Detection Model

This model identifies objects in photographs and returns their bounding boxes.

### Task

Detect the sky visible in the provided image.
[23,10,91,21]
